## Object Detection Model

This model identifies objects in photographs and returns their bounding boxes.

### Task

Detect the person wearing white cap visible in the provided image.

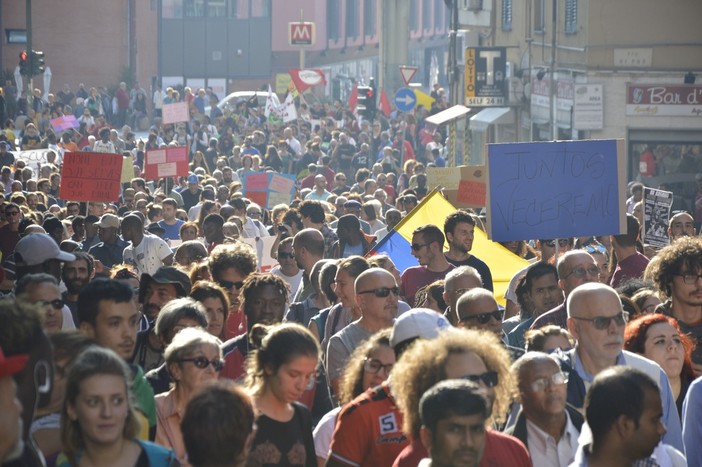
[14,233,76,283]
[88,213,127,269]
[327,309,451,467]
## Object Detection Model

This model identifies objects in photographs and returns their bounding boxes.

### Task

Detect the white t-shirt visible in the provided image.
[271,267,304,305]
[313,407,341,460]
[123,234,172,276]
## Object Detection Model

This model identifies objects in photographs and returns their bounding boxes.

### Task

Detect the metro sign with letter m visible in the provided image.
[289,22,316,46]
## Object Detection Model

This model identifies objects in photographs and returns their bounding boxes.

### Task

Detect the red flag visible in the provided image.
[379,89,392,117]
[288,69,326,93]
[348,84,358,112]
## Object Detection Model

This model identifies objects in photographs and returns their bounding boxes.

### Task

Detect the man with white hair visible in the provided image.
[557,282,683,451]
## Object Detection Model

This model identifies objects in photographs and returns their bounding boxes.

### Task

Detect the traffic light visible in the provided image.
[31,50,45,75]
[19,50,29,76]
[357,85,376,120]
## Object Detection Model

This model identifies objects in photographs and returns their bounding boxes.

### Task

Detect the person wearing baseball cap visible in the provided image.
[327,309,451,467]
[88,213,128,270]
[14,233,76,283]
[133,266,192,372]
[0,345,27,464]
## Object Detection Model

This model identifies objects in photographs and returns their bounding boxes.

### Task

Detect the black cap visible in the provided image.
[139,266,192,303]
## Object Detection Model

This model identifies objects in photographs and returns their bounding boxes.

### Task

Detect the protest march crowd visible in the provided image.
[2,80,702,467]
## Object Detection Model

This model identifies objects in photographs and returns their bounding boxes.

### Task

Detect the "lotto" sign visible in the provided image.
[289,22,315,46]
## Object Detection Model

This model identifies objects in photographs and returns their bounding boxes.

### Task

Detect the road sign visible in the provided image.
[394,88,417,112]
[288,22,316,46]
[399,66,418,86]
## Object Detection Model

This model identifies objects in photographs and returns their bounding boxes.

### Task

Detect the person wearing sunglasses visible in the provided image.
[508,352,582,466]
[326,269,398,398]
[156,327,223,464]
[508,263,563,349]
[609,214,649,289]
[530,250,601,331]
[270,237,303,307]
[0,202,22,261]
[402,225,455,307]
[15,273,73,333]
[559,282,684,452]
[391,328,530,467]
[456,287,524,360]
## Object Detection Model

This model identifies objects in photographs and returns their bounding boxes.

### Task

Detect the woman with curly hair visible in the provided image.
[392,328,522,467]
[625,313,696,416]
[313,330,394,466]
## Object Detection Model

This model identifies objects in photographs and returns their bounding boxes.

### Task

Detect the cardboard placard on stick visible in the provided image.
[60,152,122,202]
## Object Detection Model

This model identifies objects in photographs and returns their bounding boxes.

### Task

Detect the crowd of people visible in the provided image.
[2,79,702,467]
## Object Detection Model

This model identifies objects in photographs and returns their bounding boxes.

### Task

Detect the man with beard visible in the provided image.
[61,251,94,323]
[77,279,157,440]
[443,210,493,291]
[132,267,191,372]
[88,214,128,270]
[508,263,563,349]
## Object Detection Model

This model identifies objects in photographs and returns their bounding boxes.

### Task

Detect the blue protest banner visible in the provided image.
[486,139,626,241]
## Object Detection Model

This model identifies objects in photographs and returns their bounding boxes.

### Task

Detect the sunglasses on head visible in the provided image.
[178,357,224,372]
[358,286,400,298]
[462,370,499,388]
[39,299,65,309]
[459,309,504,325]
[571,311,629,330]
[220,280,244,290]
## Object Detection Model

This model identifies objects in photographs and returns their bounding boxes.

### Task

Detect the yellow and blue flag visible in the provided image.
[369,190,529,304]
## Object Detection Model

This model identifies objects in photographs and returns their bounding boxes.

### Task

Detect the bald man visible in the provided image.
[122,214,173,276]
[326,268,399,396]
[442,265,483,325]
[556,282,683,451]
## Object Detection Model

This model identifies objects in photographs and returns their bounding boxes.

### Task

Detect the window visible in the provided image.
[533,0,545,33]
[434,0,444,29]
[228,0,245,18]
[328,0,340,40]
[410,0,419,32]
[501,0,512,31]
[347,0,359,38]
[363,0,376,36]
[208,0,226,16]
[565,0,577,34]
[162,0,183,18]
[5,29,27,44]
[250,0,270,17]
[422,0,432,30]
[184,0,205,16]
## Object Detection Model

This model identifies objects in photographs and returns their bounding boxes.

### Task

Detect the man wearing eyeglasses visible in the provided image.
[456,288,524,360]
[402,225,455,307]
[530,250,600,331]
[559,282,683,451]
[0,202,22,261]
[507,352,583,466]
[652,236,702,376]
[15,273,72,333]
[326,269,398,397]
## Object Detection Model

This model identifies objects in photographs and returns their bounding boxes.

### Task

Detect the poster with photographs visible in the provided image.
[642,187,673,248]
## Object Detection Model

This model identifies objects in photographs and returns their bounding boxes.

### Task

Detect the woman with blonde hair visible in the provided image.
[58,346,178,466]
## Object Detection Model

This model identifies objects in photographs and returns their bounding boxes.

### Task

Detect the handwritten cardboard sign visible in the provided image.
[60,152,123,202]
[486,139,626,241]
[162,102,190,125]
[428,166,487,209]
[144,147,189,180]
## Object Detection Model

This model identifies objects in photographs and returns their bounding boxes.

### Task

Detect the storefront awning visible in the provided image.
[425,105,472,127]
[470,107,513,132]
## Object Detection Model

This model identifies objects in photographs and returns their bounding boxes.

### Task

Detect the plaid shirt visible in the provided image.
[320,224,338,259]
